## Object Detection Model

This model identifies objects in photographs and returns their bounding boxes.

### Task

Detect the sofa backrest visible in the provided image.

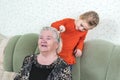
[3,33,120,80]
[80,40,120,80]
[4,33,39,72]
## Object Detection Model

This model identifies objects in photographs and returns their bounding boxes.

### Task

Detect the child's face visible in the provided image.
[75,19,94,32]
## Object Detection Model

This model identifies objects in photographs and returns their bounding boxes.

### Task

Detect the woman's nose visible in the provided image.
[41,38,47,43]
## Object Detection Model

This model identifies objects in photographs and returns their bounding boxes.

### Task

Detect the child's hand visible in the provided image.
[59,25,65,33]
[74,49,82,57]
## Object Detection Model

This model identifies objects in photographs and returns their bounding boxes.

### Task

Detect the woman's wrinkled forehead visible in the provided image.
[39,30,54,38]
[40,30,54,37]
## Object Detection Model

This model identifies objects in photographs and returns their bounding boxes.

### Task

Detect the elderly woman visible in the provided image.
[14,27,72,80]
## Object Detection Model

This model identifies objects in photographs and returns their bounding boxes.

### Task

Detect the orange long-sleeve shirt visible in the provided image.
[51,18,88,64]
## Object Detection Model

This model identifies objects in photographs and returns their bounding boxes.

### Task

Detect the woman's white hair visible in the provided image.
[40,26,62,53]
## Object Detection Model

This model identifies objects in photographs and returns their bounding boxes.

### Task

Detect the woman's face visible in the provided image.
[38,30,58,52]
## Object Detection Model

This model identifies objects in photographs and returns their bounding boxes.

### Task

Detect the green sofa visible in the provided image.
[3,33,120,80]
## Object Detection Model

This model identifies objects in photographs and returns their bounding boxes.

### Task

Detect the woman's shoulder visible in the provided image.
[23,54,37,62]
[57,57,68,67]
[53,57,72,79]
[24,54,35,59]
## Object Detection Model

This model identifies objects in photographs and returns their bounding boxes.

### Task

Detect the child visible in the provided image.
[51,11,99,65]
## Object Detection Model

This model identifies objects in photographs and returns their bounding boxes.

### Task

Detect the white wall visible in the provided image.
[0,0,120,44]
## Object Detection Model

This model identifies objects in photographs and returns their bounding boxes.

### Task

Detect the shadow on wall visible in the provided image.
[86,19,118,43]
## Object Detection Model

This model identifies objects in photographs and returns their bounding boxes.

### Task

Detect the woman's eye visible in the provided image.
[46,38,51,40]
[39,37,42,39]
[39,38,41,39]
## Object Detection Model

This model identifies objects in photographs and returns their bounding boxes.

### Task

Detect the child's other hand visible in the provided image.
[59,25,65,33]
[74,49,82,57]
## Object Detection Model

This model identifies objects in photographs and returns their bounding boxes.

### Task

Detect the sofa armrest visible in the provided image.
[0,69,16,80]
[0,37,10,70]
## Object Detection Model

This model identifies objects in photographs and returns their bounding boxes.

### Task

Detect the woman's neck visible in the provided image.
[37,52,58,65]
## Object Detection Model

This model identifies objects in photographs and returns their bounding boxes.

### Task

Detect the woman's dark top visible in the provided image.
[29,59,54,80]
[14,54,72,80]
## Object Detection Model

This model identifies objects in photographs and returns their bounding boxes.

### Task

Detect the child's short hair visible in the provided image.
[79,11,99,27]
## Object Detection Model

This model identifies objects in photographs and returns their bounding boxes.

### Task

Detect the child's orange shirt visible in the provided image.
[51,18,88,64]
